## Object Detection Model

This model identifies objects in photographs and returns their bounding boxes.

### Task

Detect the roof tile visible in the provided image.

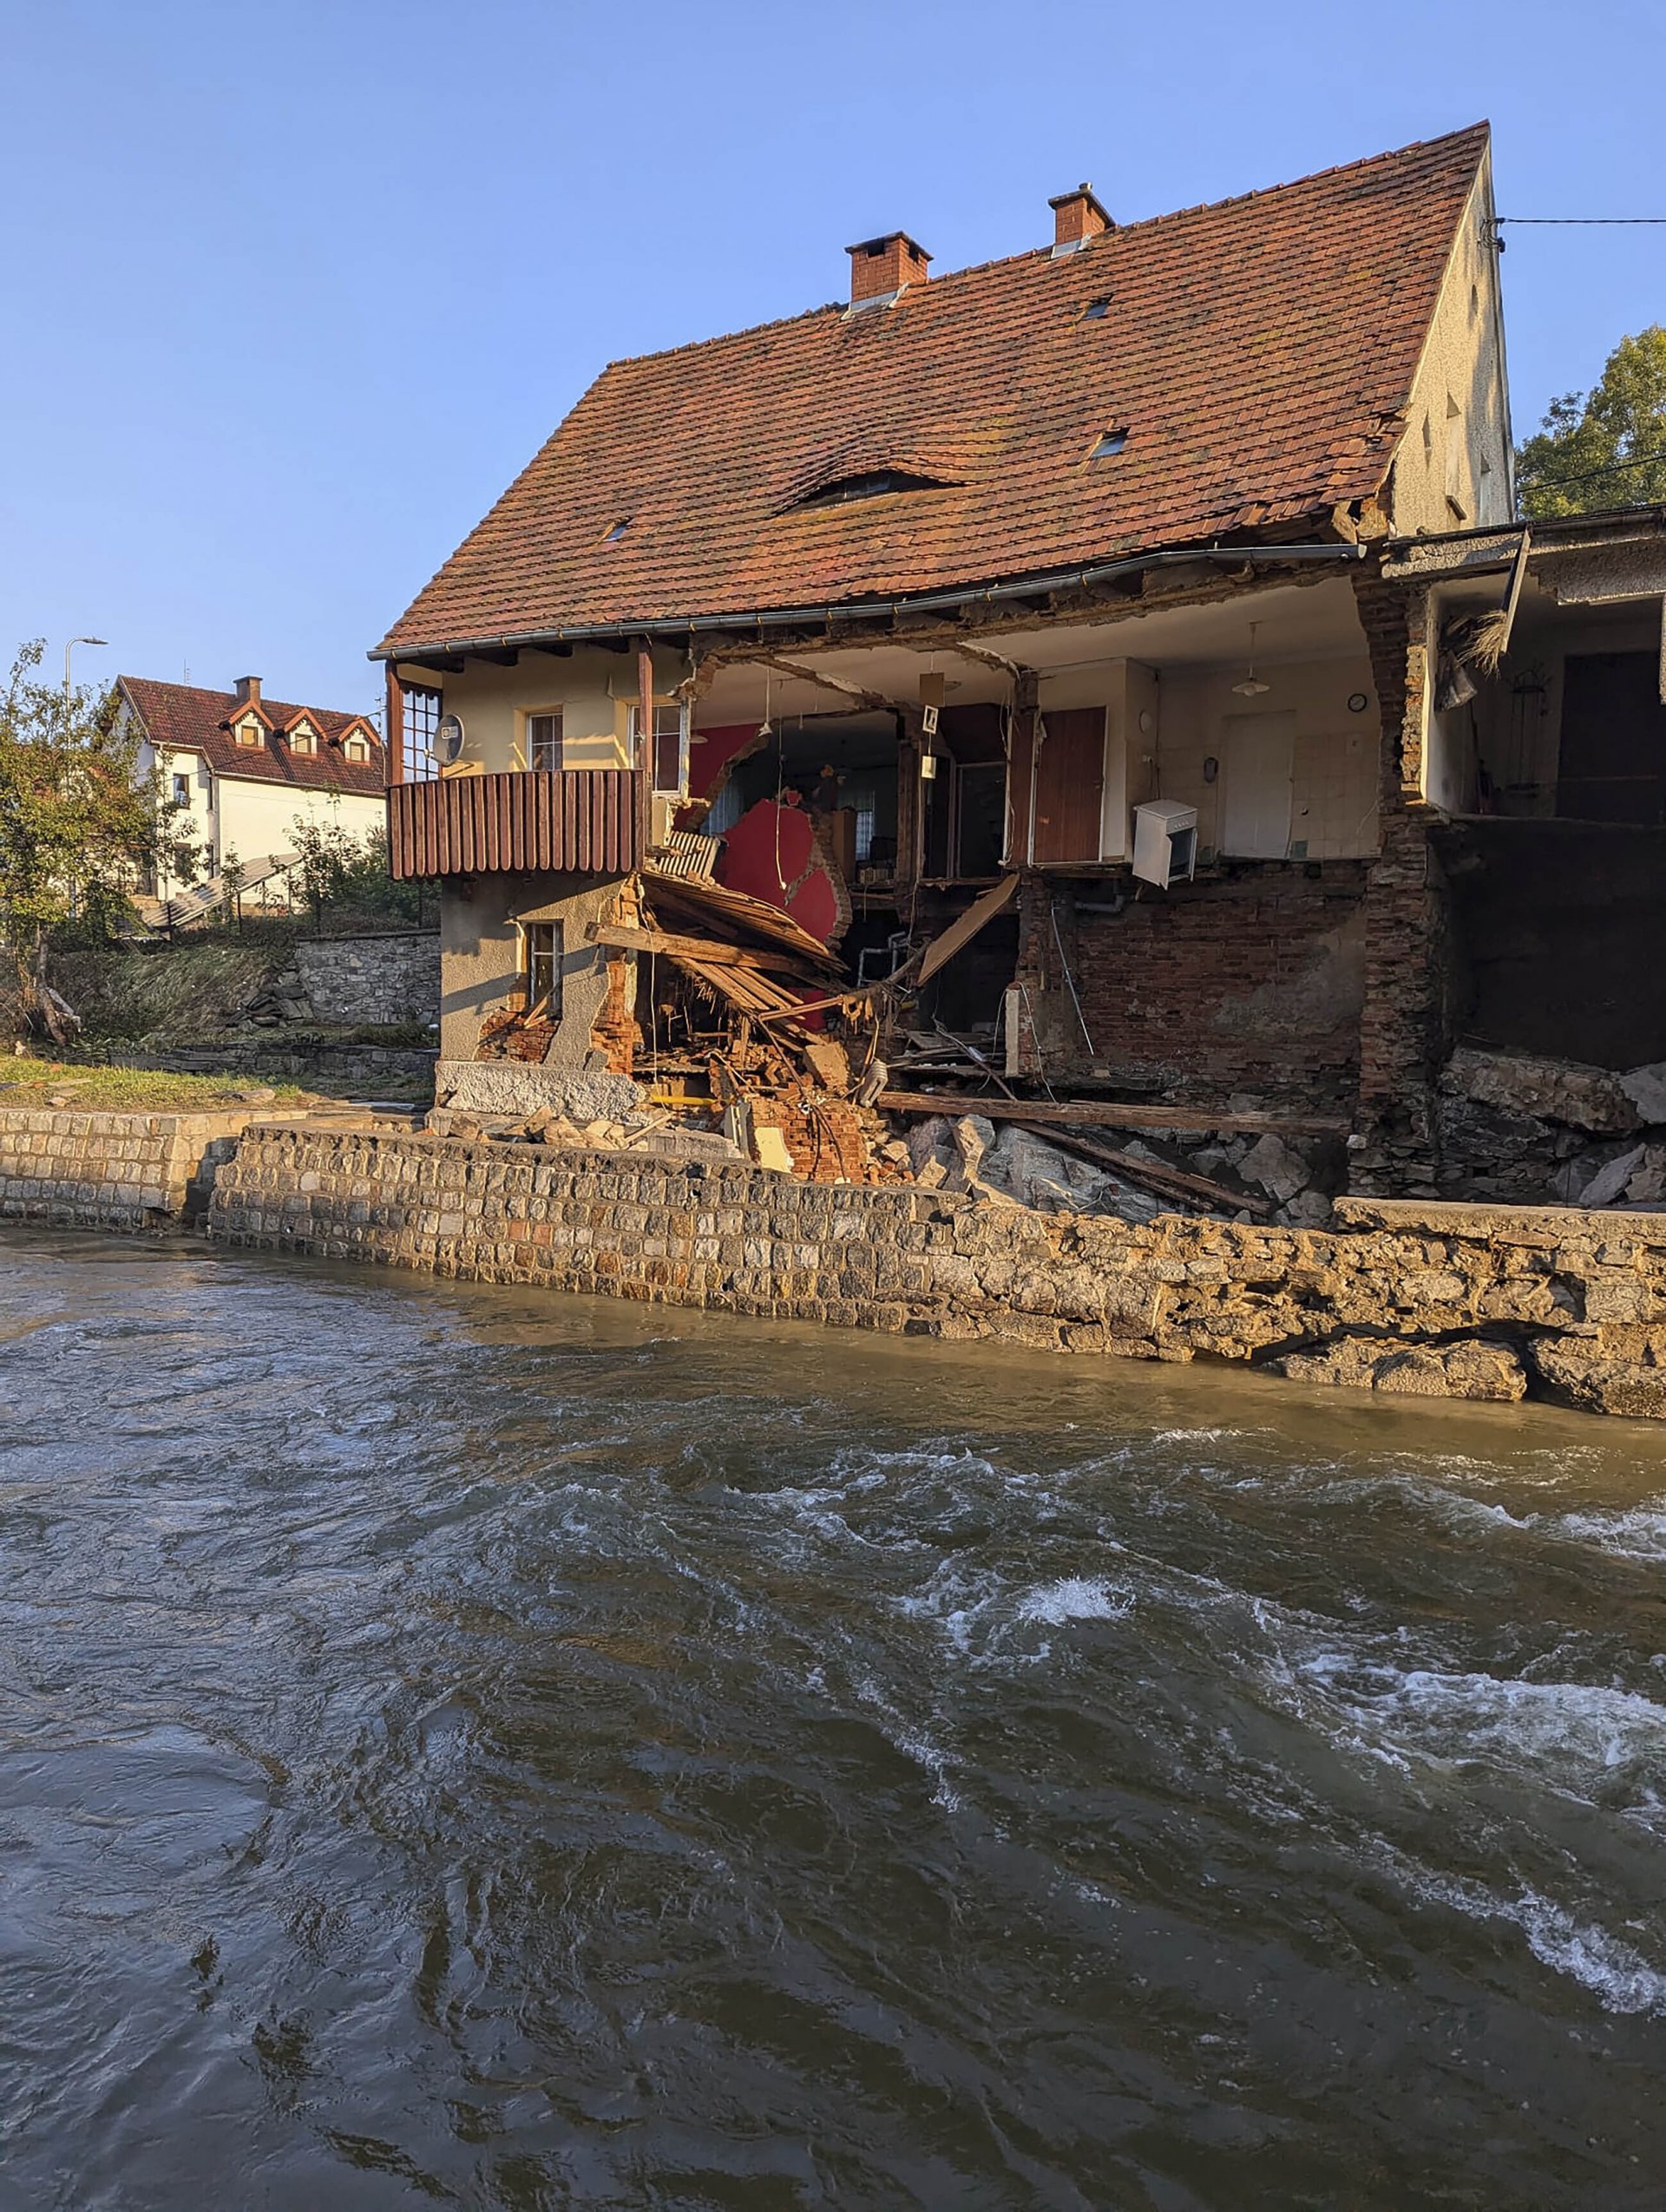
[380,127,1487,651]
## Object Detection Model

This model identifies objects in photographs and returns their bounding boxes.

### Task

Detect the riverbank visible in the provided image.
[4,1104,1664,1418]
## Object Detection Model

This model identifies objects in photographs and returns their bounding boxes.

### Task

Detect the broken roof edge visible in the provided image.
[372,535,1371,664]
[1382,504,1666,579]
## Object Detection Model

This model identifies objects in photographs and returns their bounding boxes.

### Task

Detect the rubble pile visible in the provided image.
[892,1112,1338,1227]
[1436,1045,1666,1209]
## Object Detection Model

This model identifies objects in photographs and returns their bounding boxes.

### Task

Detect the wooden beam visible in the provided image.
[636,640,655,858]
[876,1090,1345,1137]
[589,922,814,978]
[915,873,1019,985]
[384,664,404,785]
[1017,1121,1269,1216]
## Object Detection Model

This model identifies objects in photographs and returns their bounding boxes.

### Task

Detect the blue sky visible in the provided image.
[3,0,1663,713]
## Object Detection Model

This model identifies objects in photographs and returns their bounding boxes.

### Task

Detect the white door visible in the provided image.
[1222,711,1295,858]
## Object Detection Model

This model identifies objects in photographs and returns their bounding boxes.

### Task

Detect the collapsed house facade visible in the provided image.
[370,125,1656,1215]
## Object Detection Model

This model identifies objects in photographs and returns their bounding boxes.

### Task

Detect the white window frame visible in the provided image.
[628,701,690,796]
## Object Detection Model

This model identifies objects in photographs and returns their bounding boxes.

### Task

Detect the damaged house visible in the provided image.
[370,124,1574,1221]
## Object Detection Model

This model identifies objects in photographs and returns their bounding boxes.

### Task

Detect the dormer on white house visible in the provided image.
[116,674,389,902]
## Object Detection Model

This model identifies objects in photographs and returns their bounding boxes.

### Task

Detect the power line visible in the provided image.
[1520,452,1666,491]
[1495,215,1666,226]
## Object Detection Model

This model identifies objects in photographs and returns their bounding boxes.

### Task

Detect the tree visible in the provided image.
[220,845,246,935]
[287,810,361,935]
[287,813,432,930]
[0,641,195,1041]
[1517,327,1666,518]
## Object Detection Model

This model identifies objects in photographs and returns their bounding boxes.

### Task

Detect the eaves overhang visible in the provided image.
[371,534,1370,666]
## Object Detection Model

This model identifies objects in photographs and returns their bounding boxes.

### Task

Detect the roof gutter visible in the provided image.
[371,539,1369,664]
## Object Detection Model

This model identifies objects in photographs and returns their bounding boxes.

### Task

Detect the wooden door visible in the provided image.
[1031,707,1105,864]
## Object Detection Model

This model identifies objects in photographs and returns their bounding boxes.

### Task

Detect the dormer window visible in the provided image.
[235,717,264,746]
[288,721,317,754]
[797,468,951,509]
[342,735,371,762]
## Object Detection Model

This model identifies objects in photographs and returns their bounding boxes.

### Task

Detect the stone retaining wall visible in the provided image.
[0,1108,269,1234]
[293,932,439,1026]
[83,1041,438,1091]
[207,1127,1666,1419]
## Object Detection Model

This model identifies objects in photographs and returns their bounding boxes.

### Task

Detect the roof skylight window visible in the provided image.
[601,518,631,545]
[1091,427,1129,458]
[1080,296,1112,321]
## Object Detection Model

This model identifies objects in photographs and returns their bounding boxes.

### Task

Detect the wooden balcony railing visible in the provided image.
[387,769,643,880]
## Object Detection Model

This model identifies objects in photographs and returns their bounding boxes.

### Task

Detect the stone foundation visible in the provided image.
[433,1059,643,1122]
[0,1107,275,1233]
[206,1128,1666,1420]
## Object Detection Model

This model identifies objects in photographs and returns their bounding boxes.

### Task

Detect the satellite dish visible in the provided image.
[435,713,468,767]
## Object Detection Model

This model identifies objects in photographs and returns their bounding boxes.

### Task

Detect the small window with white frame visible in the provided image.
[524,920,561,1016]
[235,717,263,747]
[288,721,317,754]
[525,710,564,772]
[342,733,371,762]
[627,702,688,795]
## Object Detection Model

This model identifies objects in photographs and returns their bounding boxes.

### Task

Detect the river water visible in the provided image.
[1,1235,1664,2209]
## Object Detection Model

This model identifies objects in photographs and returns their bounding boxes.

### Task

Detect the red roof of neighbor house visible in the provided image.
[118,678,385,795]
[377,126,1490,656]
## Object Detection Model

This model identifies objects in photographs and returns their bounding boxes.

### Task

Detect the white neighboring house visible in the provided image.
[117,674,387,902]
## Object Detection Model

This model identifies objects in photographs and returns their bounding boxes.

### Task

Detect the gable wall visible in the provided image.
[1389,167,1512,534]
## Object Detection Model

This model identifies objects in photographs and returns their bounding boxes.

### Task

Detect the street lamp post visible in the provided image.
[63,636,108,710]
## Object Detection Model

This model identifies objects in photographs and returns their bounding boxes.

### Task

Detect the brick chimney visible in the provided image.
[1048,183,1112,254]
[233,675,262,704]
[846,232,931,306]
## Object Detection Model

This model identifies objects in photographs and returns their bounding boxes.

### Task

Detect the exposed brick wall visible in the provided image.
[1351,569,1452,1186]
[205,1126,1666,1418]
[1013,867,1368,1100]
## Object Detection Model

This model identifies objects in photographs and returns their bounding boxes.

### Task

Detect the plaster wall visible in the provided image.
[438,870,627,1063]
[1389,167,1512,535]
[1149,655,1381,859]
[403,645,686,775]
[147,747,384,887]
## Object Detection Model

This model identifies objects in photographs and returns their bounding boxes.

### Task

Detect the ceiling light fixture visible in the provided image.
[1232,621,1271,697]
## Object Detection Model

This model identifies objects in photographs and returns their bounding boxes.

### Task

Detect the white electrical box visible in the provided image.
[1131,800,1197,888]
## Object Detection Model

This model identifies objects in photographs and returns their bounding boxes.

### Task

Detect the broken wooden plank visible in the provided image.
[644,868,839,966]
[915,874,1020,985]
[1016,1121,1269,1217]
[876,1090,1346,1137]
[668,952,809,1024]
[590,921,814,978]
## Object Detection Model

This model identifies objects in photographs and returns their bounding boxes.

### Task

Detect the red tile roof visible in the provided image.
[377,126,1490,655]
[119,678,385,795]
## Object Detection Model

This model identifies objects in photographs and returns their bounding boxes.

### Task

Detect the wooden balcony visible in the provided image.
[387,769,643,880]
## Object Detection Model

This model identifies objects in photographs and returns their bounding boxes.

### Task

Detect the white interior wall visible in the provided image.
[1151,654,1380,858]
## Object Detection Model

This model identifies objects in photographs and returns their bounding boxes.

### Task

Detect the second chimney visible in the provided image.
[846,232,931,306]
[1049,183,1112,254]
[233,675,262,704]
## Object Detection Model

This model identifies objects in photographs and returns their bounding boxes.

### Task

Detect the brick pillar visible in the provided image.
[1350,571,1450,1195]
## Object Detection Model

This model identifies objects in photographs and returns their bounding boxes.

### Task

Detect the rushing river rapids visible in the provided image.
[2,1235,1664,2209]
